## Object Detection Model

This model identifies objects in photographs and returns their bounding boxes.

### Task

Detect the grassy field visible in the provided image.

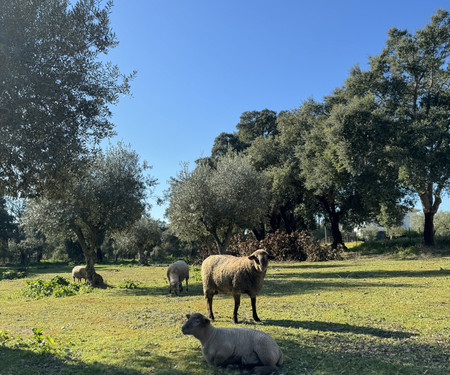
[0,255,449,375]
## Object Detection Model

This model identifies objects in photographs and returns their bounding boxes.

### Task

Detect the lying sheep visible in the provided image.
[182,313,283,374]
[72,265,87,282]
[201,249,273,323]
[167,260,189,295]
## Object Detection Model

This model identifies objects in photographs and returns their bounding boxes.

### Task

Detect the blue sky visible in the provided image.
[103,0,449,221]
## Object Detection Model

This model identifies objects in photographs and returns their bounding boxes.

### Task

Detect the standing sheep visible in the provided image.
[167,260,189,295]
[201,249,273,323]
[182,313,283,374]
[72,265,87,282]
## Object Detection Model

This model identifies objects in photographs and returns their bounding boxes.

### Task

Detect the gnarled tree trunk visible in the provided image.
[420,184,442,246]
[74,225,104,287]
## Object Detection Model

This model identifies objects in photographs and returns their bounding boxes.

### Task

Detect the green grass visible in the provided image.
[0,257,449,375]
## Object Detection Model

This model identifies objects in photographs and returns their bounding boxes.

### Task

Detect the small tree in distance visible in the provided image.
[21,144,156,286]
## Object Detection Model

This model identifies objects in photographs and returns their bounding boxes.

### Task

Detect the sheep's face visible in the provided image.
[182,313,210,335]
[170,281,180,295]
[248,249,273,273]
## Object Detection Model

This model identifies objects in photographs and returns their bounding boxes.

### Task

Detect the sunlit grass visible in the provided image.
[0,256,449,374]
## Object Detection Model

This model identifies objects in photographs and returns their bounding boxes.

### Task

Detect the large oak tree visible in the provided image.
[346,9,450,245]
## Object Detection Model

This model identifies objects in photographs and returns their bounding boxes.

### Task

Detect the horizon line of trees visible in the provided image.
[166,8,450,251]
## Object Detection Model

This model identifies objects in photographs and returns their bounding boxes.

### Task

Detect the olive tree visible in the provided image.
[167,153,269,253]
[0,0,134,197]
[21,144,156,286]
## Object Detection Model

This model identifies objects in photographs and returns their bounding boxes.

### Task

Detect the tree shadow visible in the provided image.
[264,319,417,339]
[276,335,448,375]
[272,268,449,280]
[261,278,413,296]
[0,345,188,375]
[111,282,204,297]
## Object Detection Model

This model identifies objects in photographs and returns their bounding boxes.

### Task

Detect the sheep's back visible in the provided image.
[167,260,189,281]
[205,327,282,366]
[202,255,262,295]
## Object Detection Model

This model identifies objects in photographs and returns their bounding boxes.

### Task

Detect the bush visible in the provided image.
[1,270,27,280]
[228,230,342,262]
[22,276,93,299]
[117,279,141,289]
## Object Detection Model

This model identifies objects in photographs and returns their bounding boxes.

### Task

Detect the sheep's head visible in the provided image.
[182,313,210,335]
[169,281,179,295]
[248,249,274,273]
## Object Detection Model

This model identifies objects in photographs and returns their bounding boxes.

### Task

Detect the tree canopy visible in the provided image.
[167,153,268,253]
[345,8,450,245]
[0,0,134,197]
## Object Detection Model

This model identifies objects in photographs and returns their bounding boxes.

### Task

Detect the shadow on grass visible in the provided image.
[112,283,204,297]
[272,268,449,280]
[0,346,188,375]
[264,319,417,339]
[277,335,448,375]
[262,278,413,296]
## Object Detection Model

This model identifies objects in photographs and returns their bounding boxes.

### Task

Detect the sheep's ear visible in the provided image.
[248,255,256,261]
[186,314,191,319]
[203,317,211,325]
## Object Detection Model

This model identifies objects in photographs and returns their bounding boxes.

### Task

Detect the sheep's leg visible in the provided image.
[206,295,215,320]
[233,294,241,324]
[186,278,188,292]
[251,297,260,322]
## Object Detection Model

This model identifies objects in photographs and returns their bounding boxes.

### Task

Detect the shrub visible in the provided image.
[22,276,93,299]
[117,279,141,289]
[228,230,342,262]
[1,270,27,280]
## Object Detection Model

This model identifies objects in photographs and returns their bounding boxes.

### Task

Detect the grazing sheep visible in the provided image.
[72,266,87,282]
[182,313,283,374]
[201,249,273,323]
[167,260,189,295]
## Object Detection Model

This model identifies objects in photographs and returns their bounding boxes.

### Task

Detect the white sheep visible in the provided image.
[182,313,283,374]
[167,260,189,295]
[71,265,87,282]
[201,249,273,323]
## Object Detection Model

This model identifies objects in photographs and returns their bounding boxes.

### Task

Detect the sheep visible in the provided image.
[182,313,283,374]
[201,249,273,323]
[72,265,87,282]
[167,260,189,295]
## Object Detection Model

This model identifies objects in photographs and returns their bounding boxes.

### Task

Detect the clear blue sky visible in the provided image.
[103,0,449,221]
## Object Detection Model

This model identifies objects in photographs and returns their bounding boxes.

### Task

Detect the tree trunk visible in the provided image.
[252,222,265,241]
[423,212,435,246]
[319,195,345,249]
[419,184,442,247]
[329,212,344,249]
[280,206,296,234]
[137,248,149,266]
[74,226,103,287]
[269,211,282,233]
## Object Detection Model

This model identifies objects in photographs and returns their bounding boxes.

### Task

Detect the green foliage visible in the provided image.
[117,279,141,289]
[0,0,134,197]
[22,276,93,299]
[0,328,55,352]
[168,153,269,252]
[0,269,26,280]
